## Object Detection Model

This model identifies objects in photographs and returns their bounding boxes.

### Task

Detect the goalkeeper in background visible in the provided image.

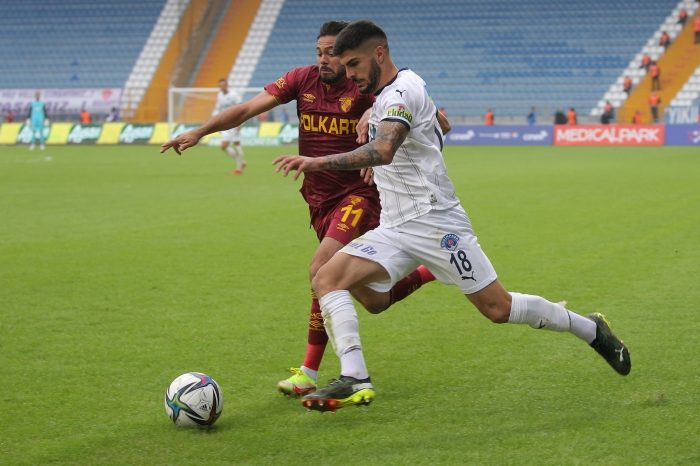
[28,92,47,150]
[215,78,247,175]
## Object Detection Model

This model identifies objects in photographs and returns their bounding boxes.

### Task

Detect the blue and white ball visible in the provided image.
[164,372,223,427]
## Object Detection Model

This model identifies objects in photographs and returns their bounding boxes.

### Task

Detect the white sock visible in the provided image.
[319,290,369,380]
[508,292,596,343]
[234,146,245,169]
[226,145,244,169]
[300,366,317,381]
[568,310,597,343]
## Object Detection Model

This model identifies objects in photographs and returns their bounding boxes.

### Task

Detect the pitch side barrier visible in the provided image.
[445,125,554,145]
[0,122,299,146]
[445,123,699,146]
[1,122,697,146]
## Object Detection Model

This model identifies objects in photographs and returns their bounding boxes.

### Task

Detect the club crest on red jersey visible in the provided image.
[339,96,354,112]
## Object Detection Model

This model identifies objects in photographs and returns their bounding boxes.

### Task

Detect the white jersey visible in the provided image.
[213,89,241,116]
[368,68,459,228]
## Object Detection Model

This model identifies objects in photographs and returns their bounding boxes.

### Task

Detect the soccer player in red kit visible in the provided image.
[161,21,445,396]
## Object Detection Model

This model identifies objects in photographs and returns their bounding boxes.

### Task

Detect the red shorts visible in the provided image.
[309,187,381,244]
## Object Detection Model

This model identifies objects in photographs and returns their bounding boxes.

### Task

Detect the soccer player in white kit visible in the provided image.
[215,78,247,175]
[274,20,632,413]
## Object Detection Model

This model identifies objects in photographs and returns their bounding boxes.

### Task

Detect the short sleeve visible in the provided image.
[379,88,414,130]
[264,69,300,105]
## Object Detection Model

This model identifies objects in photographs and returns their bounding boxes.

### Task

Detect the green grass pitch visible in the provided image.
[1,143,699,465]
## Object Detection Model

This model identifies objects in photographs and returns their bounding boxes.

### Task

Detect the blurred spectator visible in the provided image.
[623,76,633,94]
[268,109,275,122]
[105,107,119,122]
[439,107,447,116]
[526,107,536,125]
[649,92,661,123]
[601,101,614,124]
[484,109,494,125]
[678,10,688,26]
[632,110,642,124]
[567,108,577,125]
[641,54,651,71]
[695,16,700,44]
[258,112,267,123]
[650,62,661,91]
[660,32,670,49]
[80,109,91,124]
[280,108,289,124]
[5,111,14,123]
[554,109,567,124]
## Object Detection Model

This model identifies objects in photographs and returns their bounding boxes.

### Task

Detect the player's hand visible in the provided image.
[356,108,371,144]
[160,130,201,155]
[272,155,320,181]
[360,167,375,186]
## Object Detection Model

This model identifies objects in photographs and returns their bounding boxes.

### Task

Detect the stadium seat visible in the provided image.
[245,0,679,117]
[0,0,166,88]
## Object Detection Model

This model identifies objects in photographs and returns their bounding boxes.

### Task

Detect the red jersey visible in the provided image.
[264,65,375,208]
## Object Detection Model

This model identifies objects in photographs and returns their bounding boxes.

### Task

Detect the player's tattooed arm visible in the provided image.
[326,120,409,170]
[273,121,408,181]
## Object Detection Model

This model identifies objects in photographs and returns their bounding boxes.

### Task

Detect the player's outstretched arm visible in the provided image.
[160,90,279,155]
[437,111,451,135]
[272,120,409,180]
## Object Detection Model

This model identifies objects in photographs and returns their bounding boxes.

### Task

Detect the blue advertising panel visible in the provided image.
[445,125,553,145]
[664,124,700,146]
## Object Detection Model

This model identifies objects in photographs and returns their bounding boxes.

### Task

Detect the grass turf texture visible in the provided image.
[1,144,698,465]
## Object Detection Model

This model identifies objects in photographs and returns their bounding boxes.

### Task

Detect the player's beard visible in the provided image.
[361,59,382,95]
[319,66,346,86]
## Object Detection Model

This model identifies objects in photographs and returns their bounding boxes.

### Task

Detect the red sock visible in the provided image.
[302,292,328,371]
[389,265,435,306]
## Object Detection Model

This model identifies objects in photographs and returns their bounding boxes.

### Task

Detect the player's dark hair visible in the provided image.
[333,20,388,56]
[317,20,350,39]
[218,78,227,83]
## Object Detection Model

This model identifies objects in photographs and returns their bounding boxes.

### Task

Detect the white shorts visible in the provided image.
[221,127,241,142]
[340,205,497,294]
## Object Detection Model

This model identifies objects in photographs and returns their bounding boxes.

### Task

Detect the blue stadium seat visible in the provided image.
[247,0,677,116]
[0,0,166,88]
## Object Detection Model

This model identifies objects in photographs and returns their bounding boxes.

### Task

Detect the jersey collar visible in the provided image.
[374,68,409,96]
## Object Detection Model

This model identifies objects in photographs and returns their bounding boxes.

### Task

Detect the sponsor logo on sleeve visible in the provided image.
[386,106,412,123]
[275,78,286,89]
[440,234,460,251]
[339,96,354,112]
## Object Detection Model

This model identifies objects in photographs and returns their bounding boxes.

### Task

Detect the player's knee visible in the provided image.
[308,258,326,282]
[311,272,334,298]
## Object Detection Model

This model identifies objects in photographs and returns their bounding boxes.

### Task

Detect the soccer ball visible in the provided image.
[164,372,223,427]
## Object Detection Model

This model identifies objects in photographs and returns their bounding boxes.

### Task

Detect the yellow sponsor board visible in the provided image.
[46,123,73,145]
[258,122,284,137]
[0,123,22,144]
[96,123,125,144]
[148,123,170,144]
